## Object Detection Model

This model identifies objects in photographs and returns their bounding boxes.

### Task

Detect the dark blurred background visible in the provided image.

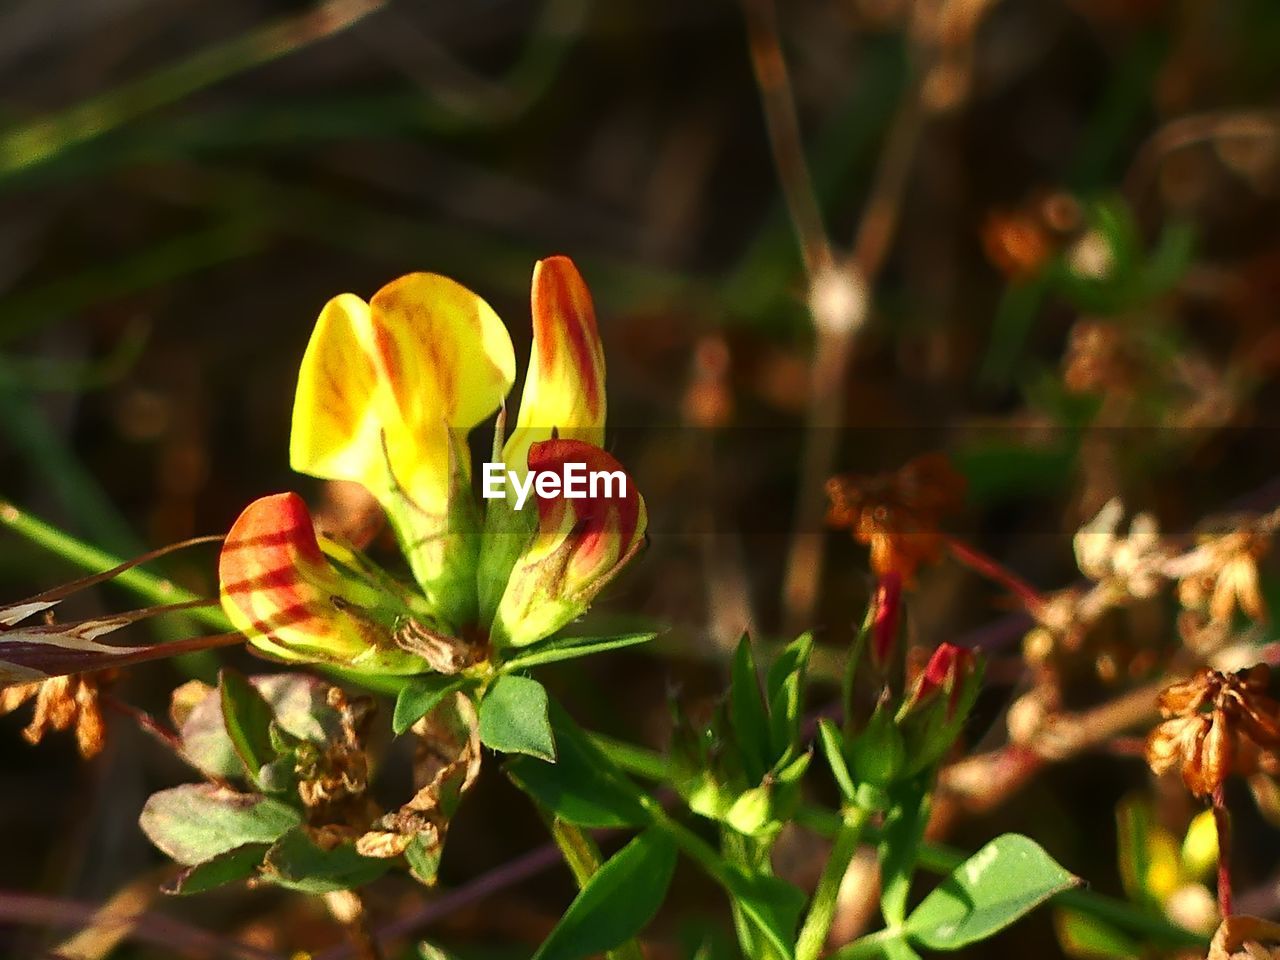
[2,0,1280,957]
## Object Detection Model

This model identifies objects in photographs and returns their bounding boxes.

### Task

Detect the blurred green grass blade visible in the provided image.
[0,220,264,344]
[0,0,388,181]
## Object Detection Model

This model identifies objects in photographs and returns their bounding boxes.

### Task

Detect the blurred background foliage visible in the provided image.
[3,0,1280,956]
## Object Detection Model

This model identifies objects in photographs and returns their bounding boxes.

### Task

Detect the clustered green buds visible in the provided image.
[671,634,814,839]
[822,641,983,814]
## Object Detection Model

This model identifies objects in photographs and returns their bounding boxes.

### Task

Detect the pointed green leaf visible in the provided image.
[501,632,658,671]
[766,633,812,760]
[480,675,556,761]
[162,843,269,895]
[905,834,1080,949]
[817,719,857,804]
[219,668,278,789]
[140,784,300,865]
[394,674,472,736]
[532,828,677,960]
[730,635,770,784]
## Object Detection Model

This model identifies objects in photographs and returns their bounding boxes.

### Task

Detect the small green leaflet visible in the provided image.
[393,674,473,735]
[501,632,657,671]
[139,784,300,866]
[479,675,556,761]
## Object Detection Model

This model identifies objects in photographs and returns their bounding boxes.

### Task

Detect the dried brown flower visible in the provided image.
[1146,665,1280,798]
[1208,915,1280,960]
[1171,529,1270,624]
[0,671,110,758]
[296,687,375,818]
[1063,321,1137,395]
[356,692,480,884]
[825,453,966,582]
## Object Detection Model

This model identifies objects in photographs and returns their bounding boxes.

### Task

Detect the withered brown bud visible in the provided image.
[1208,915,1280,960]
[1146,666,1280,798]
[825,453,966,583]
[0,671,112,759]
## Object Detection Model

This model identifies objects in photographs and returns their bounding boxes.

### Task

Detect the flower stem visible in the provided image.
[795,805,870,960]
[944,535,1046,612]
[1213,785,1233,917]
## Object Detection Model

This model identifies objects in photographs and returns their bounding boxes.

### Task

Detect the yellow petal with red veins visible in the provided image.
[502,257,606,476]
[290,294,385,495]
[218,492,425,674]
[292,274,516,513]
[493,440,645,647]
[368,273,516,509]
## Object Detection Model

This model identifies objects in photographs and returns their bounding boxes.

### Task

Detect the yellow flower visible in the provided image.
[220,257,645,671]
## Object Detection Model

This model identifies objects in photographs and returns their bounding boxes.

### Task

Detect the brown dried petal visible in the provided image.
[355,830,415,859]
[1159,671,1217,717]
[1208,916,1280,960]
[1184,712,1233,799]
[1146,716,1205,776]
[0,682,38,714]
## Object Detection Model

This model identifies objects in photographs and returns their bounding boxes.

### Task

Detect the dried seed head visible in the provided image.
[1146,666,1280,798]
[1173,529,1270,624]
[825,453,966,583]
[0,671,112,759]
[1208,916,1280,960]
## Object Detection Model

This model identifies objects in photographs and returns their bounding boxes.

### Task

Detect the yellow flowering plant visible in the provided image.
[219,255,646,678]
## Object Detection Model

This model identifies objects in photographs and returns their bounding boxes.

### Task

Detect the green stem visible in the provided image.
[795,806,870,960]
[0,498,225,629]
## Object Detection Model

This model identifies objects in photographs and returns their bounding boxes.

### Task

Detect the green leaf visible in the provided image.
[817,720,857,804]
[723,868,806,959]
[176,673,346,781]
[532,828,677,960]
[404,831,444,886]
[261,827,390,893]
[879,784,932,928]
[507,702,650,828]
[765,633,812,760]
[219,668,278,789]
[162,843,269,895]
[882,938,924,960]
[730,635,770,784]
[904,834,1080,950]
[1054,909,1142,959]
[394,674,471,736]
[139,784,301,865]
[501,632,658,671]
[480,675,556,760]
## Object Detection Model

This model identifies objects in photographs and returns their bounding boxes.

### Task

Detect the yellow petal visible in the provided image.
[291,274,516,513]
[369,273,516,511]
[290,294,385,494]
[503,257,606,475]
